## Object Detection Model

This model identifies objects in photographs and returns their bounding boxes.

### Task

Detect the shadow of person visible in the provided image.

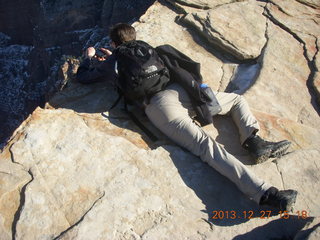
[165,144,279,227]
[233,216,314,240]
[212,115,254,165]
[48,79,170,149]
[48,79,275,227]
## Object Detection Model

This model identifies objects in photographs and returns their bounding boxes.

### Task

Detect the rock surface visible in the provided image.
[181,0,267,60]
[1,0,320,239]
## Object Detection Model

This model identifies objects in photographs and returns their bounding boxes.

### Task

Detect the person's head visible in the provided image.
[109,23,136,47]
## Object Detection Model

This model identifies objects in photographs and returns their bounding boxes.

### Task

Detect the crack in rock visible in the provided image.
[295,0,319,9]
[269,0,292,16]
[171,0,210,10]
[9,144,23,167]
[201,217,214,230]
[53,191,106,240]
[202,13,246,55]
[264,1,320,114]
[11,169,34,240]
[273,160,285,190]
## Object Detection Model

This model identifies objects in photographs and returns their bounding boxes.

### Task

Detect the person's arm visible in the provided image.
[76,47,117,84]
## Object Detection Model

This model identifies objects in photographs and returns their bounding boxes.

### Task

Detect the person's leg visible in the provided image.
[215,92,259,145]
[215,92,291,163]
[145,84,270,203]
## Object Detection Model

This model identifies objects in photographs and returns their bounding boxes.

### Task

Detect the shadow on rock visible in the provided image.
[166,144,273,227]
[233,216,314,240]
[49,80,273,227]
[48,80,169,149]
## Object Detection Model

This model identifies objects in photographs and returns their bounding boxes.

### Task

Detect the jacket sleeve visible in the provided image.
[76,55,117,84]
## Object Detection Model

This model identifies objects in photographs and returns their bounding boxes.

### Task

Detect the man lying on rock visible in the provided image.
[76,23,297,213]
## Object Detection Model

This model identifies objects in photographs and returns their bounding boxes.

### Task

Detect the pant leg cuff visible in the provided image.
[251,182,272,204]
[240,126,259,146]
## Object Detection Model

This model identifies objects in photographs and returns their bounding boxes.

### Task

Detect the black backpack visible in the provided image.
[114,40,170,102]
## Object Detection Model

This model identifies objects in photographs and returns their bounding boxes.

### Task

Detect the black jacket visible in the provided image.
[76,54,117,85]
[156,44,214,126]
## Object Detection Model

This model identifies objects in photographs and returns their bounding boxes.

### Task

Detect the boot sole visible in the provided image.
[270,141,291,158]
[255,149,273,164]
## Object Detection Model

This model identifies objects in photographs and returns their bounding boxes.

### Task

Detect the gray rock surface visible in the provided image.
[181,0,267,60]
[1,0,320,239]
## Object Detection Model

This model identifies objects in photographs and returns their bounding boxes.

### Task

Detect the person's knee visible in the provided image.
[233,94,249,109]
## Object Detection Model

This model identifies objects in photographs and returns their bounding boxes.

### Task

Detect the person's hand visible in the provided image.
[85,47,96,58]
[94,48,113,61]
[100,48,112,57]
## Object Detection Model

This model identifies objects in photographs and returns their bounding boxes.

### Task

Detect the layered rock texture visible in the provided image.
[0,0,155,146]
[1,0,320,239]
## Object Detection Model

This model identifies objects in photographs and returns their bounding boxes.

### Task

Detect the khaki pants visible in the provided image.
[145,83,271,203]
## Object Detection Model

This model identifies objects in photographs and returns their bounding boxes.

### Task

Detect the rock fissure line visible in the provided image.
[261,2,270,55]
[274,160,285,190]
[269,0,292,17]
[173,0,210,10]
[201,217,214,230]
[295,0,319,9]
[9,144,25,168]
[53,191,106,240]
[194,13,247,58]
[264,2,320,114]
[11,169,34,240]
[163,0,188,14]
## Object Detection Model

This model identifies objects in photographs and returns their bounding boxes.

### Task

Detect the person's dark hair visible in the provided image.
[109,23,136,46]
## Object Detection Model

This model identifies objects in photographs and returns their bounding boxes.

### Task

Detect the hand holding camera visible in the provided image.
[85,47,112,61]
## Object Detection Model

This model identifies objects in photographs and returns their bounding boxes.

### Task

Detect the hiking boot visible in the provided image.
[259,187,298,212]
[243,135,291,164]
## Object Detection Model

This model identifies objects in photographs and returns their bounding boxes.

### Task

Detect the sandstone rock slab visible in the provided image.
[181,0,267,60]
[276,150,320,216]
[1,0,320,239]
[244,20,320,129]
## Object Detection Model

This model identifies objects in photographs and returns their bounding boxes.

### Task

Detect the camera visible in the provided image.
[95,49,107,58]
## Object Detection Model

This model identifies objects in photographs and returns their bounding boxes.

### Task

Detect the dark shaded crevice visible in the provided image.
[295,0,319,9]
[201,218,214,230]
[165,0,210,10]
[11,169,34,240]
[264,1,320,115]
[312,37,320,102]
[9,144,25,168]
[269,0,292,16]
[177,14,245,63]
[162,0,189,14]
[201,14,245,56]
[53,191,105,239]
[176,23,240,63]
[160,0,244,63]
